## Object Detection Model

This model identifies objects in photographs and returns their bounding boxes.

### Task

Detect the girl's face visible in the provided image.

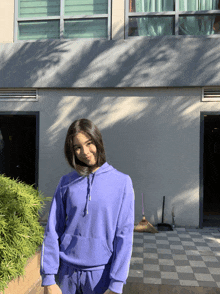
[73,132,98,171]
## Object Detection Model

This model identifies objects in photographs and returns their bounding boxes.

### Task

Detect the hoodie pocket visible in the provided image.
[59,234,113,266]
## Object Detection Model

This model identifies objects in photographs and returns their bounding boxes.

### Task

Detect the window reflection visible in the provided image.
[213,1,220,33]
[179,0,219,11]
[129,16,174,36]
[129,0,174,13]
[129,0,138,36]
[129,0,136,12]
[129,0,220,36]
[179,15,219,35]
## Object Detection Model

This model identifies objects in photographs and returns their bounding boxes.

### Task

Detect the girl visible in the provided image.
[40,118,134,294]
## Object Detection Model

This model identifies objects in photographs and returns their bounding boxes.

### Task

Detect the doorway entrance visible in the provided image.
[202,114,220,227]
[0,114,38,188]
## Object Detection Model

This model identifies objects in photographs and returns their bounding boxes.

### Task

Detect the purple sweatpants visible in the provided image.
[55,259,114,294]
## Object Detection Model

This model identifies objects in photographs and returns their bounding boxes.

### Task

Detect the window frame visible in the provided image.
[125,0,220,38]
[14,0,112,42]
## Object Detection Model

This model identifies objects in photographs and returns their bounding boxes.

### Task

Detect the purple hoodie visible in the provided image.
[40,162,135,293]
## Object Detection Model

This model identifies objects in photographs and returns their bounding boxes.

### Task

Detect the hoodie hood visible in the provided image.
[64,162,114,216]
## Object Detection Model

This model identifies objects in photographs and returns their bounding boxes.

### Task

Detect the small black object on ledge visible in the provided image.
[157,196,173,231]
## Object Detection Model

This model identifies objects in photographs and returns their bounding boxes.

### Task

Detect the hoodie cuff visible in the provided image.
[109,279,123,294]
[41,274,56,287]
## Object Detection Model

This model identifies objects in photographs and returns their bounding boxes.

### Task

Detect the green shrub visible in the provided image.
[0,174,51,293]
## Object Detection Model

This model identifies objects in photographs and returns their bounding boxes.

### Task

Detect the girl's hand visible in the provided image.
[44,284,62,294]
[103,289,119,294]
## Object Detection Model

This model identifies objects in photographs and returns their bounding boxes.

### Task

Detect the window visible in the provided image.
[127,0,220,37]
[15,0,111,41]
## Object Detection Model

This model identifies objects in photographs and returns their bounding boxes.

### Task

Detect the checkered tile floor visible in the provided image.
[128,228,220,288]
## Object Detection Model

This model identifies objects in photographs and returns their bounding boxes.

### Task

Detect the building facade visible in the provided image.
[1,0,220,228]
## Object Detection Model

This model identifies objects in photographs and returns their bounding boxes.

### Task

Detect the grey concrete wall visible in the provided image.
[1,37,220,88]
[1,88,220,226]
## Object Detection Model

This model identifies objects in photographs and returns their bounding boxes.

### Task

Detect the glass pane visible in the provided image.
[128,16,174,36]
[65,0,108,16]
[129,0,174,13]
[64,19,107,38]
[179,0,220,12]
[179,15,220,35]
[18,0,60,18]
[18,20,60,40]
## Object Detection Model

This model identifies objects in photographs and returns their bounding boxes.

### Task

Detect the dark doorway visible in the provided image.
[203,115,220,226]
[0,114,38,187]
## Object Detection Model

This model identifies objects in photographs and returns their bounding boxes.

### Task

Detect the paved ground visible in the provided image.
[38,225,220,293]
[123,282,220,293]
[36,279,220,294]
[126,226,220,293]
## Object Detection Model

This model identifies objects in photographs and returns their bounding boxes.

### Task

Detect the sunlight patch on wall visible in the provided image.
[155,98,201,129]
[171,186,199,216]
[176,102,201,129]
[45,90,203,148]
[88,96,149,130]
[47,96,88,144]
[152,181,199,224]
[46,94,149,145]
[180,101,201,118]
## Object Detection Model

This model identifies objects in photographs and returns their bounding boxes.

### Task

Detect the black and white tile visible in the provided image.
[128,228,220,288]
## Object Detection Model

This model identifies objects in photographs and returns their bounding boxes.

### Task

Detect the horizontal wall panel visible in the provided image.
[2,38,220,87]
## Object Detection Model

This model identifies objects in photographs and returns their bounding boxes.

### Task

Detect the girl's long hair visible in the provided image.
[64,118,106,176]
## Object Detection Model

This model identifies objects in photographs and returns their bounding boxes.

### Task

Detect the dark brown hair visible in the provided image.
[64,118,106,176]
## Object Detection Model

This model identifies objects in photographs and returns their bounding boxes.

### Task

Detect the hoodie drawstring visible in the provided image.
[85,173,95,216]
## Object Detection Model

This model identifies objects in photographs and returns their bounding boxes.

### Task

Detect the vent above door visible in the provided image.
[0,89,38,101]
[202,87,220,102]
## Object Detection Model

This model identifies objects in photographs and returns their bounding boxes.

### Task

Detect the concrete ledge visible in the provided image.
[26,279,44,294]
[0,247,42,294]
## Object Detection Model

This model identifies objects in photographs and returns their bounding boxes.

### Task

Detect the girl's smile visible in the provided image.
[73,132,98,172]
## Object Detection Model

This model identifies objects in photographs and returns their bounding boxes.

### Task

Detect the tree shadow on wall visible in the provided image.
[1,24,220,88]
[1,24,220,226]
